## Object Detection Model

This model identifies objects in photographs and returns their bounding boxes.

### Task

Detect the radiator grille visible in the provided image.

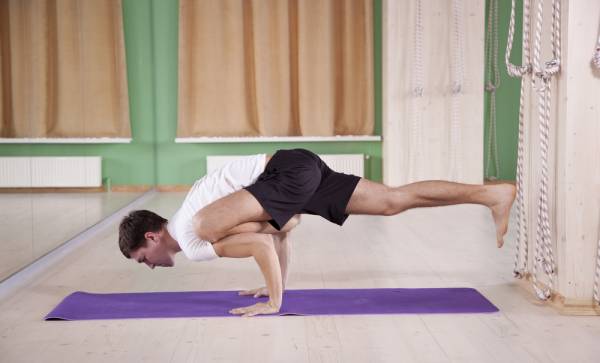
[0,157,102,187]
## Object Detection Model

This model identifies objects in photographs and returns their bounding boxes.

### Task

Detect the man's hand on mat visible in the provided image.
[229,301,280,317]
[238,286,269,298]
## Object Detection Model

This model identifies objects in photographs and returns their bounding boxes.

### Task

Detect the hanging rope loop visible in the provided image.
[593,212,600,305]
[532,73,550,92]
[485,83,497,92]
[412,86,424,97]
[485,0,501,180]
[448,0,466,181]
[505,0,561,300]
[408,0,425,182]
[536,256,555,274]
[528,0,561,301]
[505,0,531,279]
[451,82,462,94]
[593,49,600,68]
[533,59,560,87]
[513,270,525,279]
[544,58,560,75]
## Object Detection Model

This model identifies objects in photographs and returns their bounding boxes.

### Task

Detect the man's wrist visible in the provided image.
[267,299,282,310]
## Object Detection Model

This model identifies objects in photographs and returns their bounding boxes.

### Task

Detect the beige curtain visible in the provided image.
[178,0,374,137]
[0,0,130,138]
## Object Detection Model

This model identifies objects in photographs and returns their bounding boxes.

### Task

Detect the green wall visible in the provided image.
[0,0,519,186]
[483,0,522,181]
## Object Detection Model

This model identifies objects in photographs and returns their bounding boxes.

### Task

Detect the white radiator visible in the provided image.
[0,157,102,187]
[207,154,365,177]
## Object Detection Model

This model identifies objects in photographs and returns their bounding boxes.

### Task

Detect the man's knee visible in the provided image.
[381,200,397,216]
[382,188,413,216]
[285,215,301,229]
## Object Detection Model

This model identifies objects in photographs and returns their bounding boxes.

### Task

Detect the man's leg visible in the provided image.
[223,216,301,237]
[345,179,516,247]
[193,189,272,242]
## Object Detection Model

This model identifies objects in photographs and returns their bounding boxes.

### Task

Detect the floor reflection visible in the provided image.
[0,192,144,281]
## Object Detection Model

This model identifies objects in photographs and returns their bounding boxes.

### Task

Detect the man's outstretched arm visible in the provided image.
[212,232,283,317]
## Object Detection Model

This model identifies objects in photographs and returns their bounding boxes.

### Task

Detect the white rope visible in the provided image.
[587,15,600,309]
[449,0,465,182]
[506,0,532,77]
[530,0,560,301]
[505,0,560,301]
[590,19,600,308]
[409,0,425,181]
[505,0,532,279]
[592,18,600,69]
[507,1,599,306]
[485,0,501,180]
[551,0,561,70]
[530,0,549,300]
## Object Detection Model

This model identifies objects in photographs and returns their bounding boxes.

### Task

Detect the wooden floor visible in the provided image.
[1,192,599,362]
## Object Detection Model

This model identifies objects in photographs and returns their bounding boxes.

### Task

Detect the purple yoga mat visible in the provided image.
[45,288,498,321]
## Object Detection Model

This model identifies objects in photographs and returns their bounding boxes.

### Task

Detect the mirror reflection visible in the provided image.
[0,191,144,281]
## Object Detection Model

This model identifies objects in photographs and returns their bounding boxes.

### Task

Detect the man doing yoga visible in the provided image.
[119,148,516,317]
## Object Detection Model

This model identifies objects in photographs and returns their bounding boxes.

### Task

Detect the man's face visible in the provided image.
[129,229,175,269]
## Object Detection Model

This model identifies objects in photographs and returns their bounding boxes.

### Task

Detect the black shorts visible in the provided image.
[245,149,361,230]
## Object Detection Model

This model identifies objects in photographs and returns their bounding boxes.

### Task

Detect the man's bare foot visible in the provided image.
[484,184,517,248]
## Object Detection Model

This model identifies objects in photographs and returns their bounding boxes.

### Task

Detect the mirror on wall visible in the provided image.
[0,145,151,282]
[0,0,147,282]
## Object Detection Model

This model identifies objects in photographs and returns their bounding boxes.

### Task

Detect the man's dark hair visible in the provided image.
[119,210,167,258]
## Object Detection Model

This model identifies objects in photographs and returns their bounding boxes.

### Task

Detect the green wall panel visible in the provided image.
[484,0,522,181]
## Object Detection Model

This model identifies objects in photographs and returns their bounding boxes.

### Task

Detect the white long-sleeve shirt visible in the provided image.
[167,154,267,261]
